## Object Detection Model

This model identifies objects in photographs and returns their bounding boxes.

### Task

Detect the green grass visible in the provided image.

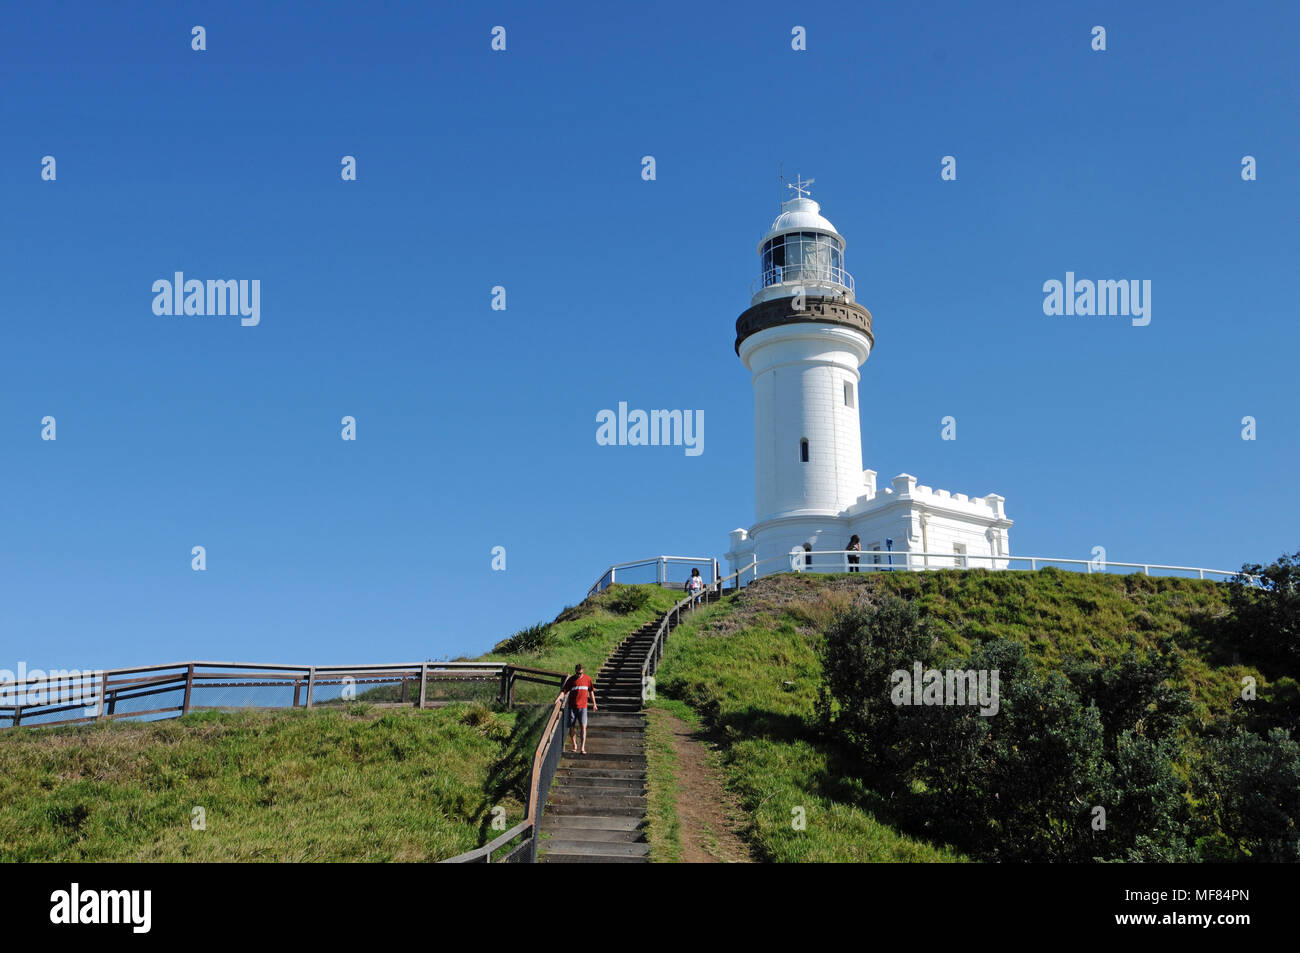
[481,584,683,704]
[0,703,545,861]
[653,570,1275,863]
[644,698,697,863]
[0,583,680,862]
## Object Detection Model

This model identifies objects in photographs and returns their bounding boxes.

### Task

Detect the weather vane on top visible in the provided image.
[787,174,814,199]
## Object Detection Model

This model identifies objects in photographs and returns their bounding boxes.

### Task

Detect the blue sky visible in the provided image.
[2,1,1297,672]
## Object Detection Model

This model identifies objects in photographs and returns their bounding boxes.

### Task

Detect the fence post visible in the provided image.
[12,706,20,727]
[500,666,510,707]
[182,664,195,715]
[293,678,302,708]
[418,663,428,709]
[97,671,109,720]
[305,667,316,709]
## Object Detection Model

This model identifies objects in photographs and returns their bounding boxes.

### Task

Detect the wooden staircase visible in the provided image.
[538,592,717,863]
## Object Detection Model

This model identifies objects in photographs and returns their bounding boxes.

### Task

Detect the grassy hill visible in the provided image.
[0,584,679,862]
[648,569,1295,862]
[4,570,1291,862]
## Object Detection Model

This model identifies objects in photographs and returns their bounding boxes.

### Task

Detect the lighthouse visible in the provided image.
[725,179,1013,578]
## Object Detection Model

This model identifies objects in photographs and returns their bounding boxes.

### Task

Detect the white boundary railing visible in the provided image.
[720,550,1257,586]
[587,556,719,598]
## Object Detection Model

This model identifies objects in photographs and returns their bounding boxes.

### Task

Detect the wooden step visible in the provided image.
[539,814,643,833]
[549,790,647,805]
[546,801,645,818]
[554,766,646,782]
[541,851,648,864]
[554,774,646,788]
[536,826,646,845]
[542,840,651,860]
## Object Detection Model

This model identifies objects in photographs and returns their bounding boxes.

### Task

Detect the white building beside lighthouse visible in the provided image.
[725,181,1013,578]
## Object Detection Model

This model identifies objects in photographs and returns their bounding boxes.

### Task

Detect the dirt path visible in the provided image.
[660,711,756,863]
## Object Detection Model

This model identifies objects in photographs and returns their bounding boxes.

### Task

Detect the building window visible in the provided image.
[868,542,881,565]
[803,543,813,567]
[800,438,809,462]
[844,382,854,407]
[953,543,968,569]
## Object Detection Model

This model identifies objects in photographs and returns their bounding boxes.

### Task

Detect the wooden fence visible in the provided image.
[0,660,566,730]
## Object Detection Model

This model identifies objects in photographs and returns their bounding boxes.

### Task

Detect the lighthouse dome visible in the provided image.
[761,197,842,247]
[752,185,853,305]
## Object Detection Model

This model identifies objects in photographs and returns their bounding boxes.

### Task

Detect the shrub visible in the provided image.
[492,622,554,655]
[607,586,651,615]
[571,624,601,643]
[1228,550,1300,675]
[816,595,936,780]
[1196,726,1300,862]
[819,599,1201,861]
[460,704,509,741]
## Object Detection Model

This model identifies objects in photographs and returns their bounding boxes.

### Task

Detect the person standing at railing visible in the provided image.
[847,535,862,573]
[557,663,597,756]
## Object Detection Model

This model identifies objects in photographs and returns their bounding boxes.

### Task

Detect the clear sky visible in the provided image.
[2,1,1297,672]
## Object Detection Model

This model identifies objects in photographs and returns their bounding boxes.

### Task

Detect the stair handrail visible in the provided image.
[640,590,715,703]
[441,692,567,863]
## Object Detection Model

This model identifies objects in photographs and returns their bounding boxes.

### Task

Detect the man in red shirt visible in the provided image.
[557,663,597,755]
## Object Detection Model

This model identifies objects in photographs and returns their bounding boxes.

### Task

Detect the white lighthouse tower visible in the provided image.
[725,179,1013,578]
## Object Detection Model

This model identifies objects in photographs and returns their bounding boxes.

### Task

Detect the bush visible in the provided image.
[1228,550,1300,675]
[911,640,1113,862]
[816,595,936,780]
[1062,640,1194,756]
[459,704,510,741]
[1196,727,1300,862]
[571,624,601,642]
[818,598,1202,861]
[492,622,554,655]
[607,586,651,615]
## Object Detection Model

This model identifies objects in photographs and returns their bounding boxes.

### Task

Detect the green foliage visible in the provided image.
[1228,550,1300,674]
[570,624,601,642]
[660,567,1295,864]
[1195,727,1300,862]
[1062,641,1195,757]
[910,640,1114,861]
[459,704,510,741]
[657,592,964,862]
[816,595,936,781]
[817,595,1207,861]
[606,585,652,615]
[492,621,554,655]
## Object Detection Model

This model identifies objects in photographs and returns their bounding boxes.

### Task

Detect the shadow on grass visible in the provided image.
[477,705,549,843]
[689,700,959,859]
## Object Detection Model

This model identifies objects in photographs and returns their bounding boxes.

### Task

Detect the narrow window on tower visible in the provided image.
[800,438,809,463]
[844,382,854,408]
